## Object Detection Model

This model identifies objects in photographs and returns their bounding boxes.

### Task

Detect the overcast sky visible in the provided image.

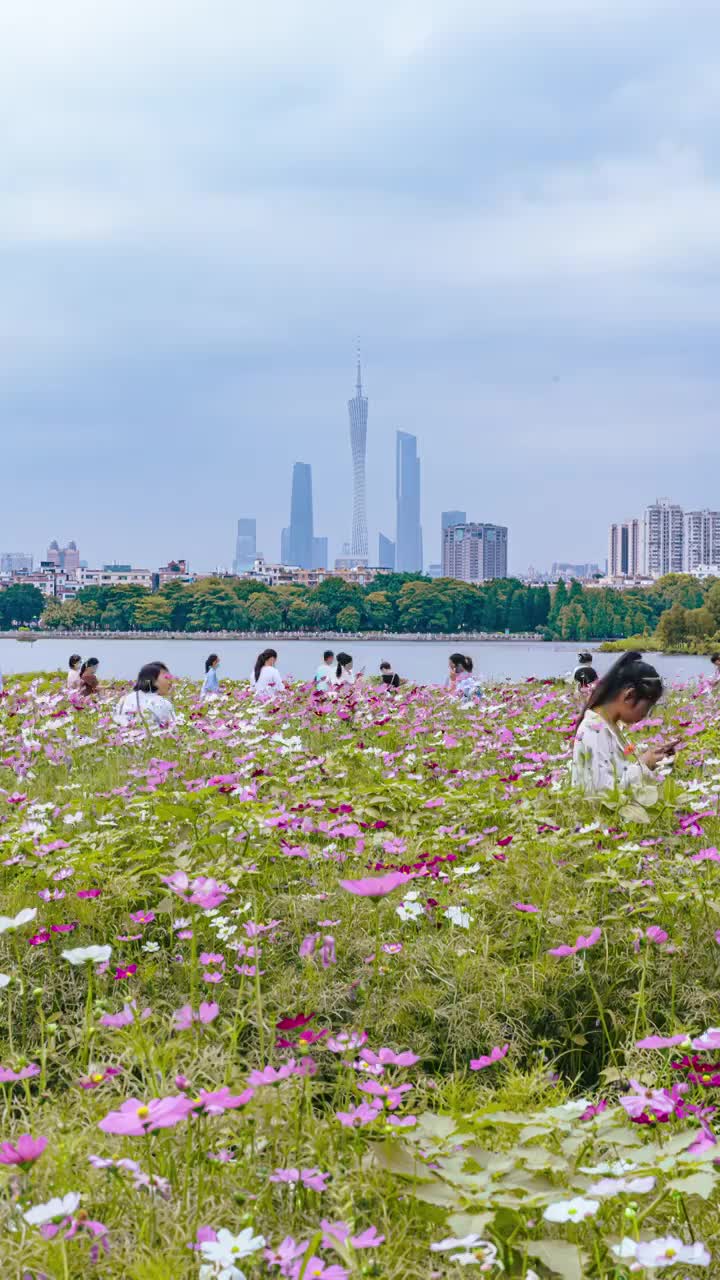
[1,0,719,573]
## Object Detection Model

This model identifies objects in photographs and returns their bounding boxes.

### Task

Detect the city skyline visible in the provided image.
[3,4,719,576]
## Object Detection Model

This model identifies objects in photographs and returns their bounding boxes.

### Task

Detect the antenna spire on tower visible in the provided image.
[356,338,362,395]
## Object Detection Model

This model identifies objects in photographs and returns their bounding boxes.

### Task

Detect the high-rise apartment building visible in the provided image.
[233,518,257,573]
[684,510,720,573]
[441,511,466,561]
[643,499,683,578]
[442,522,508,582]
[46,540,61,567]
[45,540,80,573]
[378,533,395,570]
[348,355,368,562]
[288,463,314,569]
[0,552,33,574]
[608,519,642,577]
[395,431,422,573]
[312,537,328,569]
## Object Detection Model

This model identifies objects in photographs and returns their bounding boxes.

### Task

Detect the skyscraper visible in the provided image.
[233,519,256,574]
[0,552,33,574]
[280,527,291,565]
[395,431,422,573]
[643,499,683,577]
[442,523,508,582]
[348,353,368,562]
[441,511,466,561]
[684,510,720,572]
[312,537,328,569]
[608,519,642,577]
[378,533,395,570]
[288,463,314,569]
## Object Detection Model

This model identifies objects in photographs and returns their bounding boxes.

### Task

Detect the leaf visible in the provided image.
[619,801,652,824]
[410,1181,460,1207]
[526,1239,585,1280]
[369,1141,432,1181]
[415,1113,459,1141]
[669,1170,717,1199]
[447,1211,493,1237]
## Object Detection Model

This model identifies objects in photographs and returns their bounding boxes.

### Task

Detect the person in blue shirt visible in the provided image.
[314,650,335,692]
[202,653,221,697]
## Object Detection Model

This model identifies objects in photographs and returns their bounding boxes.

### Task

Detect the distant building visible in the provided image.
[643,499,683,578]
[45,541,80,573]
[288,463,314,569]
[395,431,422,573]
[312,536,328,569]
[684,510,720,574]
[378,533,395,570]
[348,354,368,561]
[78,567,154,589]
[249,557,387,589]
[233,519,257,574]
[442,522,508,583]
[46,540,62,567]
[157,559,191,586]
[608,520,642,578]
[0,552,33,574]
[280,527,291,565]
[551,561,602,581]
[426,563,443,578]
[441,511,466,561]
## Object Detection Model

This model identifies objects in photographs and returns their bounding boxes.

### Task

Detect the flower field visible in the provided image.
[2,672,720,1277]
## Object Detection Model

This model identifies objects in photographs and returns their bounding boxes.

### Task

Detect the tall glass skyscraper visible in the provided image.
[348,355,368,561]
[233,518,256,573]
[378,533,395,570]
[288,463,314,569]
[396,431,423,573]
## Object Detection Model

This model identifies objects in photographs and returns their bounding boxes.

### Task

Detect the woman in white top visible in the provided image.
[252,648,285,699]
[330,652,361,688]
[67,654,82,691]
[114,662,176,729]
[571,651,670,797]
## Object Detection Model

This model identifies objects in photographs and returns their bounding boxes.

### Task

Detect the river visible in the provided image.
[0,637,711,686]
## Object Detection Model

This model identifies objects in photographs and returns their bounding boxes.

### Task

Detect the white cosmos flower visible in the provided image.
[635,1236,711,1269]
[24,1192,81,1225]
[543,1196,599,1223]
[444,906,472,929]
[590,1175,655,1198]
[431,1234,488,1252]
[0,974,11,988]
[63,811,84,825]
[396,900,424,923]
[62,945,112,966]
[0,907,37,934]
[199,1227,265,1277]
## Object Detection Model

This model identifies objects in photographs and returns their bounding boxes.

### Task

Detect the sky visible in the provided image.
[2,0,720,574]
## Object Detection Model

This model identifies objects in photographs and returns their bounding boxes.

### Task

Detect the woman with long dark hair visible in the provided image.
[331,652,361,687]
[114,662,176,728]
[252,648,284,699]
[67,654,82,691]
[78,657,100,697]
[201,653,221,698]
[571,651,670,795]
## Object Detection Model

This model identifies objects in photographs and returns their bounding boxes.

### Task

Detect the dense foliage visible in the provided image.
[4,571,720,643]
[1,670,720,1276]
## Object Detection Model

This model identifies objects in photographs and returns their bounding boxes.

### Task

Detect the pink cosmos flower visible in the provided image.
[0,1064,40,1082]
[548,927,602,958]
[620,1080,676,1121]
[335,1101,382,1128]
[470,1043,510,1071]
[199,952,224,966]
[99,1002,151,1029]
[29,931,51,946]
[321,1221,385,1249]
[51,922,77,935]
[692,1027,720,1052]
[292,1259,348,1279]
[78,1067,122,1089]
[0,1134,48,1166]
[129,911,155,924]
[161,871,229,910]
[269,1167,328,1191]
[247,1062,297,1088]
[339,872,411,899]
[113,965,137,980]
[358,1047,419,1069]
[326,1031,368,1053]
[173,1001,220,1030]
[76,889,102,899]
[645,925,668,945]
[194,1086,254,1115]
[358,1080,412,1110]
[636,1034,688,1050]
[512,903,539,913]
[98,1095,195,1135]
[264,1236,308,1272]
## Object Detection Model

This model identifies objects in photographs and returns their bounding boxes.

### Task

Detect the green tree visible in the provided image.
[336,606,361,632]
[0,583,45,627]
[507,589,528,633]
[364,591,394,630]
[246,593,282,631]
[134,597,173,631]
[655,602,688,649]
[548,581,568,629]
[41,600,80,629]
[684,606,715,640]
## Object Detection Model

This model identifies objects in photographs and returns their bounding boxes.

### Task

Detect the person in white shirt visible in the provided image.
[252,648,285,699]
[114,662,176,729]
[571,651,670,796]
[67,654,82,691]
[330,652,362,688]
[314,650,335,693]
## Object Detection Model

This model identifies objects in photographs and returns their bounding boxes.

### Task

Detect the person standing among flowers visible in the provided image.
[201,653,221,698]
[571,651,670,796]
[252,649,284,699]
[114,661,176,728]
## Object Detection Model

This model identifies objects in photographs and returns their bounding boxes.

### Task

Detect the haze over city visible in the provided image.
[2,0,720,572]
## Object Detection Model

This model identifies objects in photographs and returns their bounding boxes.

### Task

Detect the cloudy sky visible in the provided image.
[2,0,719,573]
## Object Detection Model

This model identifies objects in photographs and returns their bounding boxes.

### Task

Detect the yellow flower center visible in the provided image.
[91,1073,104,1083]
[137,1105,149,1118]
[664,1249,676,1259]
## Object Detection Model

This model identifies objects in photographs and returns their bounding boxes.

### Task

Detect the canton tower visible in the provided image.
[347,349,368,561]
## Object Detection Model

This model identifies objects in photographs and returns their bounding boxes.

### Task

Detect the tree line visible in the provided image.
[1,572,719,644]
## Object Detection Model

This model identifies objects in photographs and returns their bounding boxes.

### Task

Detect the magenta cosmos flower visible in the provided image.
[339,872,411,899]
[173,1002,219,1030]
[547,927,601,958]
[98,1095,195,1135]
[470,1043,510,1071]
[0,1134,48,1166]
